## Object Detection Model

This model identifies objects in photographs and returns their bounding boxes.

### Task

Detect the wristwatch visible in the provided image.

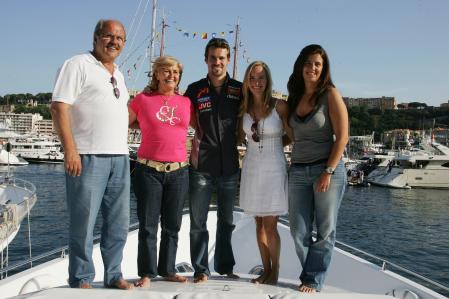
[324,166,335,175]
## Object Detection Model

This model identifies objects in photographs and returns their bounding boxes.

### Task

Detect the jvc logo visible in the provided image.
[198,102,211,110]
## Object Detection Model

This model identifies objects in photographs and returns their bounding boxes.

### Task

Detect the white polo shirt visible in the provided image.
[52,52,129,154]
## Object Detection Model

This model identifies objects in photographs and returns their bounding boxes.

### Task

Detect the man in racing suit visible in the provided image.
[185,38,242,283]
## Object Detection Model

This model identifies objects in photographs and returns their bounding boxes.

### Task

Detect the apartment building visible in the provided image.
[35,119,55,135]
[343,96,397,110]
[0,112,43,134]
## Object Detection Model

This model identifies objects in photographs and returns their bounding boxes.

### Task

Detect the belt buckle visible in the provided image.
[164,163,172,172]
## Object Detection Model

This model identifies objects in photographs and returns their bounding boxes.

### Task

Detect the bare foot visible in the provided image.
[194,273,209,283]
[164,274,188,283]
[134,277,150,288]
[263,271,278,285]
[110,278,134,290]
[250,272,269,284]
[77,282,92,289]
[226,273,240,279]
[298,284,317,293]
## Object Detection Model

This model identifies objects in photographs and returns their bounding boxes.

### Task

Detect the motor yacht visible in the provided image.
[367,143,449,189]
[8,136,64,164]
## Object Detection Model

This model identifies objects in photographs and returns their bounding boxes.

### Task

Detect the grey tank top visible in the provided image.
[289,92,334,163]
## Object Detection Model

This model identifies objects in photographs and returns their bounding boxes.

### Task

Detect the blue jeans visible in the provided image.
[133,164,188,278]
[288,160,346,291]
[189,168,239,278]
[66,155,130,288]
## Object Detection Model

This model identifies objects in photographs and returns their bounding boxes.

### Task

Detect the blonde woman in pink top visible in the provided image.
[128,56,194,287]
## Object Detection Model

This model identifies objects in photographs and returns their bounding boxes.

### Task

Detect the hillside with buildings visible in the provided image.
[0,92,448,137]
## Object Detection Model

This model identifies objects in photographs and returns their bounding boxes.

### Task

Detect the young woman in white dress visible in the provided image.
[238,61,291,284]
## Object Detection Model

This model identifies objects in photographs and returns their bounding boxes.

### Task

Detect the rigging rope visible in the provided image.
[118,0,143,66]
[131,51,149,91]
[119,0,152,68]
[126,0,144,40]
[119,35,150,68]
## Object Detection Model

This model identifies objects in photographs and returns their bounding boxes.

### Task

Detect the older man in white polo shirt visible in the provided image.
[51,19,133,290]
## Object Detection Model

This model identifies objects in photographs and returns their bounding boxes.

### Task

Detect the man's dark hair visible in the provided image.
[204,38,231,59]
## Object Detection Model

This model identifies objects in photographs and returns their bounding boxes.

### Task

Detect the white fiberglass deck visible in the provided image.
[0,211,447,298]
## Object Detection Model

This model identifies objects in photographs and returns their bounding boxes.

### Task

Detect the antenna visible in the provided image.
[232,17,240,79]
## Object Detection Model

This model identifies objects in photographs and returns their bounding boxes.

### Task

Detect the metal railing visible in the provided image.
[0,221,140,277]
[0,176,37,204]
[277,216,449,294]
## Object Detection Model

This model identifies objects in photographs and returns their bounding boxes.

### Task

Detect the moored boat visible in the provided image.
[8,136,64,164]
[0,175,37,254]
[0,148,28,166]
[367,143,449,189]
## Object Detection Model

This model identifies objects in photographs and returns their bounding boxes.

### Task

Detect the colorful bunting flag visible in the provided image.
[201,32,207,39]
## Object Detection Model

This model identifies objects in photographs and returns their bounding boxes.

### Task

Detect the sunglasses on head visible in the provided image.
[251,120,260,142]
[110,76,120,99]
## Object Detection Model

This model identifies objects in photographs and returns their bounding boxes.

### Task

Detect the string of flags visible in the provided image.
[126,54,145,79]
[170,21,251,62]
[171,20,234,40]
[123,20,252,82]
[177,30,235,39]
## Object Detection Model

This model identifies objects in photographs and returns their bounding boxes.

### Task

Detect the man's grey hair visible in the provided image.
[92,19,125,47]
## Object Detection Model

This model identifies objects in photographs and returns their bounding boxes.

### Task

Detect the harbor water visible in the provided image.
[2,164,449,295]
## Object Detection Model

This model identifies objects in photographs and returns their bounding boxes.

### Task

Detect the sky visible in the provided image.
[1,0,449,106]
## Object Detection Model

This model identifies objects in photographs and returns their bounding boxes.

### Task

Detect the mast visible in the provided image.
[148,0,157,78]
[160,10,167,57]
[232,17,240,79]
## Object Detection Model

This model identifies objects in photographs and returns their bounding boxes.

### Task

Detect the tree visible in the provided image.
[35,93,52,103]
[408,102,427,109]
[13,104,52,119]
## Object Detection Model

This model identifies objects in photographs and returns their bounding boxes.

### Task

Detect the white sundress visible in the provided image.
[239,108,288,216]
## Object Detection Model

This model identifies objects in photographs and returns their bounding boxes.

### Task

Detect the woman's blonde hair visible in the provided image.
[239,61,274,118]
[144,56,183,93]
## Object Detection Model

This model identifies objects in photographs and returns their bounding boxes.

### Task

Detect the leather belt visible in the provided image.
[137,158,189,173]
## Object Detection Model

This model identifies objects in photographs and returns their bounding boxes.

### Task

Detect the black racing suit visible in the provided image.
[185,73,242,177]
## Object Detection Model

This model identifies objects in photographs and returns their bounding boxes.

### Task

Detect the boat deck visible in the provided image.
[2,210,447,299]
[16,275,393,299]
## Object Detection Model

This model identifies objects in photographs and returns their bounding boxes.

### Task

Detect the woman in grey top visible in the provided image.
[286,44,349,293]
